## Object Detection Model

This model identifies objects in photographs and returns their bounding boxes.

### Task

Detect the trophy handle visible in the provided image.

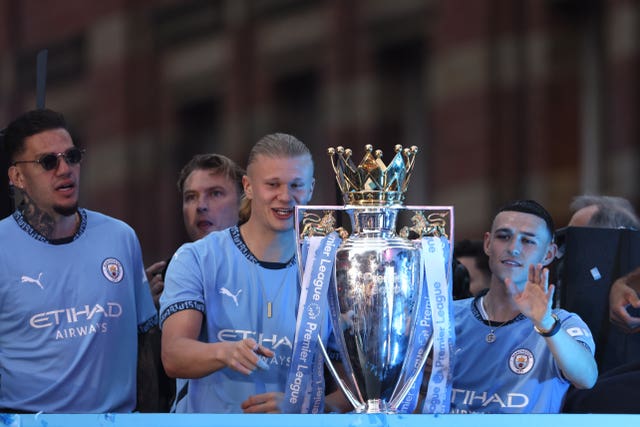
[388,334,434,411]
[317,337,365,412]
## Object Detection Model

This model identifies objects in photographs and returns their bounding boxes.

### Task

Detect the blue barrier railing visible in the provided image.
[2,413,639,427]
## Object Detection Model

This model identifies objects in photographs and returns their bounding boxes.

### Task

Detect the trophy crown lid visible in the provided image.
[328,144,419,206]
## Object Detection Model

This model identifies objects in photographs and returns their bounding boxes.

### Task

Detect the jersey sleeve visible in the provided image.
[159,242,208,327]
[131,232,158,333]
[557,309,596,355]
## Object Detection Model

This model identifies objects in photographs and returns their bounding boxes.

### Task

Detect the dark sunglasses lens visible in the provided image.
[39,154,60,170]
[65,148,83,164]
[38,148,83,170]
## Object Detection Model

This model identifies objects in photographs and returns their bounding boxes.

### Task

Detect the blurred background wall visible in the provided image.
[0,0,638,264]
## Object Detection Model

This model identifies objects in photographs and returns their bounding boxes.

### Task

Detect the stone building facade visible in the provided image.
[1,0,638,261]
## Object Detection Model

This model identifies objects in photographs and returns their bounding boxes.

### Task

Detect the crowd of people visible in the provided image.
[0,108,638,414]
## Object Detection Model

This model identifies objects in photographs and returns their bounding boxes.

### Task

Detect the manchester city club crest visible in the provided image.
[102,258,124,283]
[509,348,535,375]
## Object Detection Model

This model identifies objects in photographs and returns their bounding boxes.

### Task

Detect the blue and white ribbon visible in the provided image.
[419,236,455,414]
[393,241,434,413]
[281,232,341,413]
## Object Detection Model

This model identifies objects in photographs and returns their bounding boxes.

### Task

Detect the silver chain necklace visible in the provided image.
[478,295,510,343]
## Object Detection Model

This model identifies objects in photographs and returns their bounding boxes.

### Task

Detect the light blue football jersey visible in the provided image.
[160,226,332,413]
[0,209,157,413]
[450,296,595,413]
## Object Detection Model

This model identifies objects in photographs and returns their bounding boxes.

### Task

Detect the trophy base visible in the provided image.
[354,399,397,414]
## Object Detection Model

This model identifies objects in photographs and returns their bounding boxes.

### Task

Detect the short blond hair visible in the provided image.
[239,133,312,223]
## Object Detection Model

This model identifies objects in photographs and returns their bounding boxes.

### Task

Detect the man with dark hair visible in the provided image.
[0,109,157,412]
[454,239,491,296]
[450,200,597,413]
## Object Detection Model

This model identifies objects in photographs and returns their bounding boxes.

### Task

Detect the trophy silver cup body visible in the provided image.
[334,206,421,413]
[293,145,451,413]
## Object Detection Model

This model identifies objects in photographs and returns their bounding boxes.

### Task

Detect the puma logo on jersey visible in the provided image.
[21,273,44,290]
[219,287,242,306]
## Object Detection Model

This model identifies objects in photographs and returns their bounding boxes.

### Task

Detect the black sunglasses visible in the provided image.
[11,147,85,171]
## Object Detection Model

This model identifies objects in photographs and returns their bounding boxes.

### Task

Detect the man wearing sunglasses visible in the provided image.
[0,109,157,413]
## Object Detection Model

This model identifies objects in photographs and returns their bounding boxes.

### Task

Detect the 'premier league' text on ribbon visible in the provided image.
[283,232,340,413]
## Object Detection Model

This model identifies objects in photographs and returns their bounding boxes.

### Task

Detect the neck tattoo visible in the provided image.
[18,192,55,238]
[479,295,510,344]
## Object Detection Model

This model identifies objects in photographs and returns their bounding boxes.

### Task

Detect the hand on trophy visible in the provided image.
[505,263,556,330]
[240,391,284,413]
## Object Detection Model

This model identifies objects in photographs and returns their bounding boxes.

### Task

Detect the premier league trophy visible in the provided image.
[289,145,455,414]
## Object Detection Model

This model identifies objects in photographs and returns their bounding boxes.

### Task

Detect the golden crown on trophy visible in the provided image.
[328,144,419,206]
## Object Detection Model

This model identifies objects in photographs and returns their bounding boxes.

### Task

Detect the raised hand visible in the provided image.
[505,263,555,329]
